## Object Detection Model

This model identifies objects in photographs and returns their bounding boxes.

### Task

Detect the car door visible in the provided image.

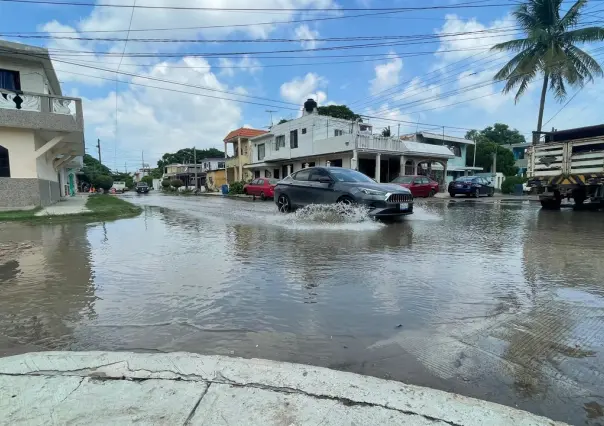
[478,178,488,195]
[289,169,312,207]
[308,168,336,204]
[255,179,265,196]
[248,179,259,195]
[413,177,426,197]
[420,177,432,196]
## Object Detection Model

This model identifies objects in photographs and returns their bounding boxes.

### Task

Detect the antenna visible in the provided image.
[265,110,276,127]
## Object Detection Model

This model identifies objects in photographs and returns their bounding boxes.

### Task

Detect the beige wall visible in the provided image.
[0,57,53,94]
[34,133,58,182]
[0,128,37,178]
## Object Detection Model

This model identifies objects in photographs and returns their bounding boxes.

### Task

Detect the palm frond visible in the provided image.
[559,0,588,30]
[498,53,540,101]
[493,50,533,80]
[514,5,539,32]
[549,72,568,100]
[491,38,535,53]
[566,45,604,77]
[563,27,604,44]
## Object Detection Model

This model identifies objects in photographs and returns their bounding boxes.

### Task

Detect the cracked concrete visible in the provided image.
[0,351,566,425]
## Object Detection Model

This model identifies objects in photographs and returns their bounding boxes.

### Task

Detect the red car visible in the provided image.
[243,178,279,200]
[391,175,439,197]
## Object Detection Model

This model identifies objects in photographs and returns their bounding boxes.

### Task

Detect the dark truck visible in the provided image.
[136,182,150,194]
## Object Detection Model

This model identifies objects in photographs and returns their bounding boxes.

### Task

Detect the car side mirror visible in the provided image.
[318,177,333,184]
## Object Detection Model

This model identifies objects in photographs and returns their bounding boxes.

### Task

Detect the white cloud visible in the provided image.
[294,24,320,49]
[280,72,327,105]
[218,55,262,77]
[81,57,243,168]
[370,54,403,94]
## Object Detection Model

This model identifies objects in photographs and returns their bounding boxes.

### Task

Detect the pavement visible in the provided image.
[0,351,565,425]
[34,195,89,216]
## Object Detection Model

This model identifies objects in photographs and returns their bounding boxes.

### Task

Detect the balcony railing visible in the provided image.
[0,89,81,120]
[357,134,406,152]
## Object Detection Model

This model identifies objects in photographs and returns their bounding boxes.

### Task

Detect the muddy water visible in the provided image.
[1,194,603,424]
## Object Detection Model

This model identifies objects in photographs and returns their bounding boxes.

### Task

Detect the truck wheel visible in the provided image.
[541,198,561,210]
[572,188,586,205]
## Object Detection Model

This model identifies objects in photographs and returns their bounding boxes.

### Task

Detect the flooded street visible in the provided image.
[1,194,603,425]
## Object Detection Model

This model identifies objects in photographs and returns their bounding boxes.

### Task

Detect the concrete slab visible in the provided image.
[190,382,447,425]
[35,195,89,216]
[0,351,567,426]
[1,374,205,425]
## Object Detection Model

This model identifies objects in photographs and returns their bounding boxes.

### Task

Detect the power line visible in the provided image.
[543,88,585,127]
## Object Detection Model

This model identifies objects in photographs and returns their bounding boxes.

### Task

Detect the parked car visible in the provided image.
[274,167,413,218]
[243,178,279,200]
[391,175,439,197]
[111,181,127,193]
[135,182,149,194]
[448,176,494,197]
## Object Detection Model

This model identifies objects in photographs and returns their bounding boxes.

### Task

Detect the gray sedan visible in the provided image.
[274,167,413,218]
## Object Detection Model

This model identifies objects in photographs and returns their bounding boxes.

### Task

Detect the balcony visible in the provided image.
[0,89,84,140]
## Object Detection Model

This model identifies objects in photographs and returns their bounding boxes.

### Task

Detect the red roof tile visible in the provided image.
[223,127,268,142]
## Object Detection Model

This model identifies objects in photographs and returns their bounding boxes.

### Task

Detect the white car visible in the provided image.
[111,181,127,193]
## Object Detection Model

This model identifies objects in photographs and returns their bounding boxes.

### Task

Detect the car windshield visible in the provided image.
[137,182,148,186]
[328,168,374,183]
[455,177,475,182]
[392,176,413,184]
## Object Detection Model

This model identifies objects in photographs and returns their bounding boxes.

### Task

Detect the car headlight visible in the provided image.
[359,188,387,196]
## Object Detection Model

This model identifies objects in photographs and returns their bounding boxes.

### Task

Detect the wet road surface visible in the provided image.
[1,193,603,425]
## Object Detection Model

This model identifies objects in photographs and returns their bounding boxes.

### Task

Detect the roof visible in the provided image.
[543,124,604,143]
[0,40,62,96]
[250,132,274,142]
[223,127,268,142]
[417,132,474,145]
[400,141,455,158]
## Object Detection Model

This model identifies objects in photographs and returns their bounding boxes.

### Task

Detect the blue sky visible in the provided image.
[1,0,603,171]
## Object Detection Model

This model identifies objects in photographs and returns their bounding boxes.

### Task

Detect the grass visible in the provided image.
[0,195,141,223]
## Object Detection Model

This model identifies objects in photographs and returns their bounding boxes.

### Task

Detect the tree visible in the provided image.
[157,148,224,170]
[492,0,604,139]
[466,123,526,146]
[141,175,154,186]
[170,179,183,189]
[93,175,113,192]
[81,154,112,184]
[112,172,134,189]
[381,126,391,137]
[317,105,362,122]
[466,141,518,176]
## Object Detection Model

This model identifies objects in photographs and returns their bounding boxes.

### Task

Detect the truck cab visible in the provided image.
[528,124,604,209]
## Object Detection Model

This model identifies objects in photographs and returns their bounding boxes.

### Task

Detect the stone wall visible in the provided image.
[0,178,60,210]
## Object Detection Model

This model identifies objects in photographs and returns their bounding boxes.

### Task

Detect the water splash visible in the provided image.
[291,203,373,224]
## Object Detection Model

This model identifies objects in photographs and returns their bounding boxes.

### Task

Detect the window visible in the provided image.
[421,177,431,184]
[258,143,265,161]
[330,159,343,167]
[309,168,330,182]
[293,169,311,181]
[273,169,280,179]
[0,146,9,177]
[275,135,285,151]
[447,144,461,157]
[329,168,374,183]
[302,128,307,134]
[0,69,20,91]
[217,162,225,169]
[254,171,260,179]
[334,129,343,137]
[290,130,298,149]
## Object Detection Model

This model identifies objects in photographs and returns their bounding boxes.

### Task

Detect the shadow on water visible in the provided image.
[1,194,604,424]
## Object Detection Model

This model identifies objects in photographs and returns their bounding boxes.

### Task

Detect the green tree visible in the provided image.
[141,176,154,186]
[466,123,526,146]
[93,175,113,192]
[381,126,391,137]
[170,179,183,189]
[317,105,362,121]
[81,154,112,184]
[466,141,519,176]
[157,148,224,170]
[492,0,604,138]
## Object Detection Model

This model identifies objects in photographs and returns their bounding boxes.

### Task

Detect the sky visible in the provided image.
[1,0,603,171]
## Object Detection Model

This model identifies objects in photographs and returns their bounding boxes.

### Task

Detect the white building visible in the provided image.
[246,99,454,184]
[200,157,226,173]
[0,40,85,210]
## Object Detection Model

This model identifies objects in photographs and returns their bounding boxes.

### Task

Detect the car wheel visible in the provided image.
[449,192,455,198]
[337,196,356,205]
[474,189,480,198]
[260,191,266,201]
[277,194,291,213]
[428,189,436,197]
[488,189,494,197]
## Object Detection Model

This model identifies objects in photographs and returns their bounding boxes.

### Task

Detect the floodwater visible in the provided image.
[1,194,603,425]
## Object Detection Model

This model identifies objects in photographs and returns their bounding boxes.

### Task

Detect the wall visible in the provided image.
[207,170,226,190]
[0,57,50,94]
[0,177,59,209]
[250,153,353,179]
[0,128,37,178]
[34,133,58,182]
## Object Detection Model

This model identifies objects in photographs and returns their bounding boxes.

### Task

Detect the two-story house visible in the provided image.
[401,132,482,183]
[201,157,226,190]
[246,99,454,186]
[223,127,267,183]
[0,40,85,209]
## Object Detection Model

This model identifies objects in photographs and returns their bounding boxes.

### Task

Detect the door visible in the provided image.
[289,169,312,207]
[308,168,336,204]
[249,179,260,195]
[421,177,433,195]
[411,177,425,197]
[479,178,489,195]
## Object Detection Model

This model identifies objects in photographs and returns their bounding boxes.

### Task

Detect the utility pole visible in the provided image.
[96,139,101,163]
[141,151,144,172]
[193,146,198,190]
[124,162,127,173]
[397,123,400,137]
[473,135,477,168]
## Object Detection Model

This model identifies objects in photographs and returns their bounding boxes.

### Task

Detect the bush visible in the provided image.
[161,180,171,189]
[170,179,183,189]
[141,176,153,186]
[93,175,114,192]
[501,175,526,194]
[228,181,245,195]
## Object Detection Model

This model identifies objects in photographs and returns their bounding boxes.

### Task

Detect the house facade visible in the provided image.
[504,142,531,176]
[246,99,454,186]
[401,132,482,183]
[0,40,85,210]
[200,157,226,190]
[223,127,268,183]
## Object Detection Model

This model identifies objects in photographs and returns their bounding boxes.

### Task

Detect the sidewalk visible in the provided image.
[431,192,540,202]
[0,351,565,425]
[34,194,89,216]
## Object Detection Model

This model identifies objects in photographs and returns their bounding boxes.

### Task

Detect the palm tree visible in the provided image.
[492,0,604,142]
